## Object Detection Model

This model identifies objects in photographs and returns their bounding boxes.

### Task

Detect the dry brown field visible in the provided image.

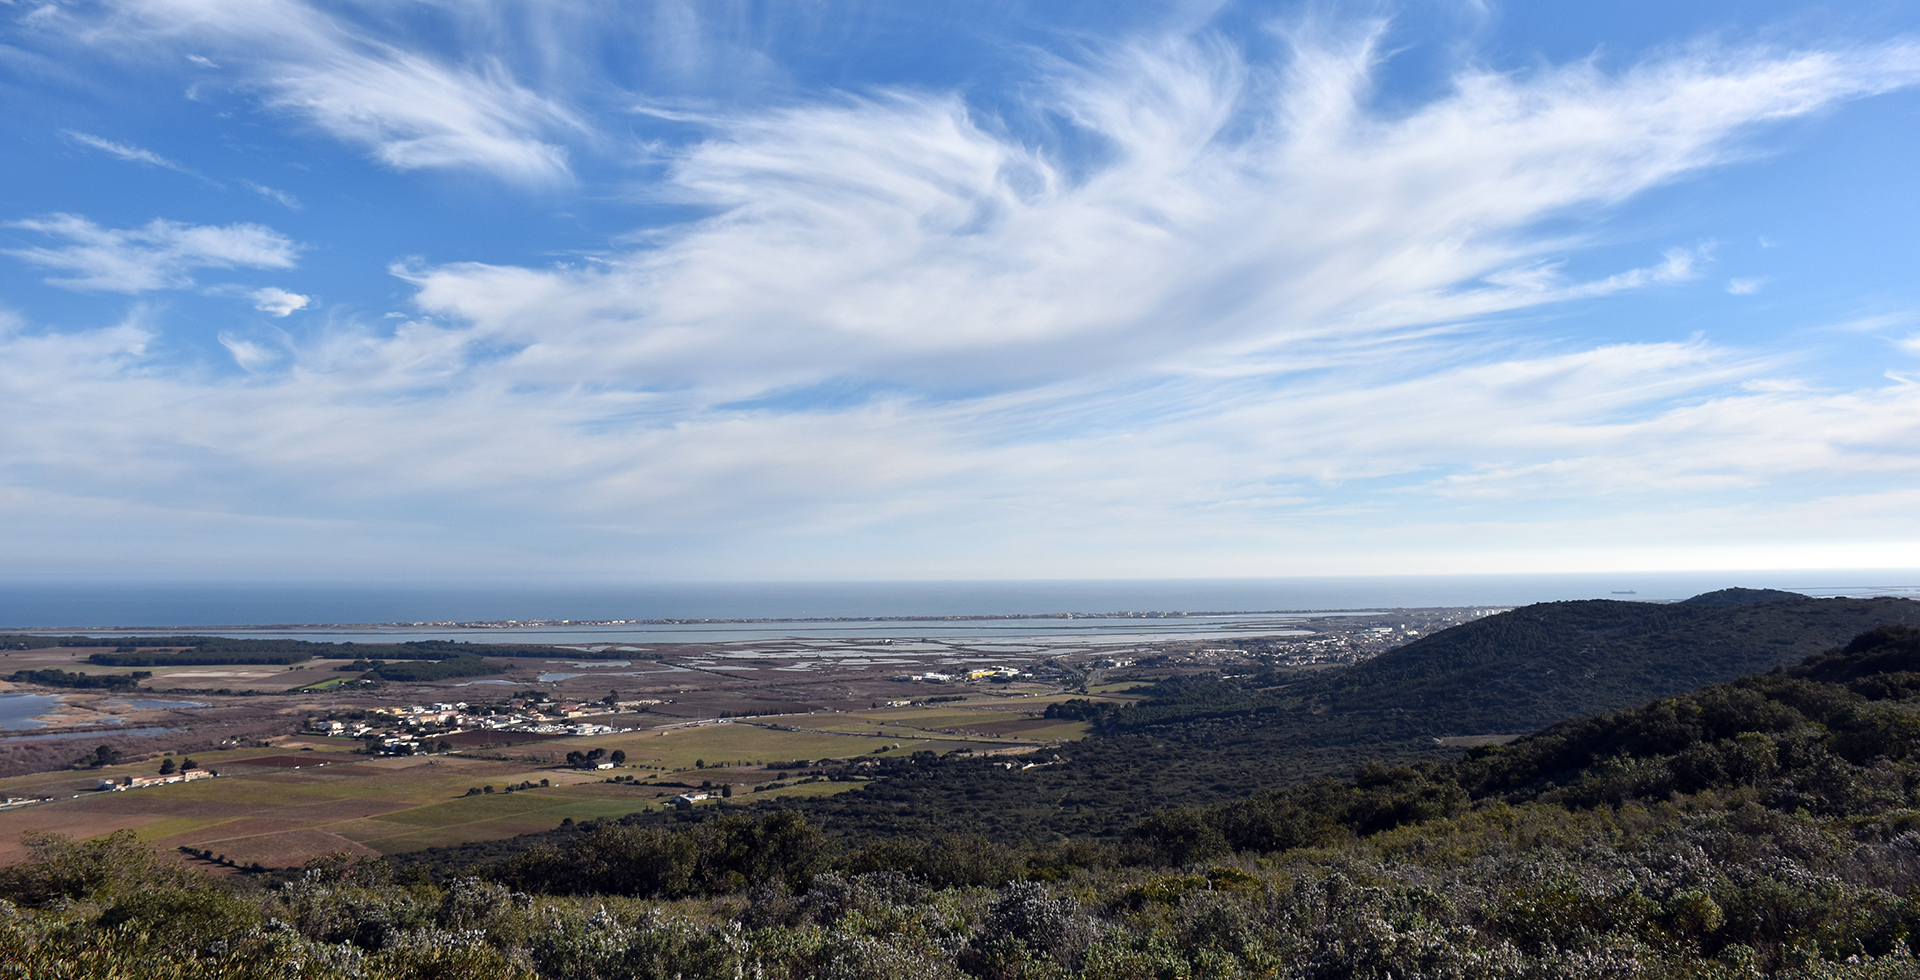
[0,689,1080,868]
[1,627,1123,868]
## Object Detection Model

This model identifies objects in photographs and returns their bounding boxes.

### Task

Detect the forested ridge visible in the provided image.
[1100,593,1920,736]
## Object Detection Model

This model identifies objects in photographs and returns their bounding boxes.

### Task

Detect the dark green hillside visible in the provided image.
[1092,595,1919,739]
[1679,587,1812,606]
[1292,595,1920,737]
[1162,624,1920,854]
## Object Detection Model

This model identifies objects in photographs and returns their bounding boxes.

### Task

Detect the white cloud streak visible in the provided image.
[63,130,195,173]
[79,0,585,183]
[242,180,301,209]
[6,214,298,292]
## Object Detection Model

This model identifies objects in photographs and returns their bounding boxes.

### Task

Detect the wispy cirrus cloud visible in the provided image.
[73,0,586,184]
[242,180,300,209]
[6,214,298,292]
[63,130,196,175]
[404,36,1920,394]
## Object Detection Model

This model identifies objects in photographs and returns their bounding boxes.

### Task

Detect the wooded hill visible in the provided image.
[1107,590,1920,736]
[772,591,1920,841]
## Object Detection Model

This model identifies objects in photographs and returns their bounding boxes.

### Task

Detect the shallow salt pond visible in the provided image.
[0,692,63,731]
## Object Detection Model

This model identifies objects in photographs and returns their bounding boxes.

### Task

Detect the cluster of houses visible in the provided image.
[887,666,1028,684]
[376,699,660,728]
[96,768,215,792]
[315,718,377,737]
[309,698,655,756]
[967,667,1024,680]
[890,672,955,683]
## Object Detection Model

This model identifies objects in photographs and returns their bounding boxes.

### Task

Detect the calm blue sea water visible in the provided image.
[0,573,1916,630]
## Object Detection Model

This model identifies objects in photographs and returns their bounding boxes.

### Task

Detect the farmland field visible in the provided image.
[0,693,1072,867]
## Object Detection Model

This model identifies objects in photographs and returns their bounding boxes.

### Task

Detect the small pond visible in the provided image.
[0,692,63,731]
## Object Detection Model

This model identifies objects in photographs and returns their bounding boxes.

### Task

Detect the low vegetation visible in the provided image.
[5,667,151,689]
[357,654,500,683]
[9,625,1920,976]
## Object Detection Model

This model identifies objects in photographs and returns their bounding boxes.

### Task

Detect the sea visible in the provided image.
[0,572,1915,639]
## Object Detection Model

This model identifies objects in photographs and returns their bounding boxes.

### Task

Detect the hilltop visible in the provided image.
[1292,593,1918,736]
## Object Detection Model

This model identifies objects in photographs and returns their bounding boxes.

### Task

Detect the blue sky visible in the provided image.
[2,0,1919,582]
